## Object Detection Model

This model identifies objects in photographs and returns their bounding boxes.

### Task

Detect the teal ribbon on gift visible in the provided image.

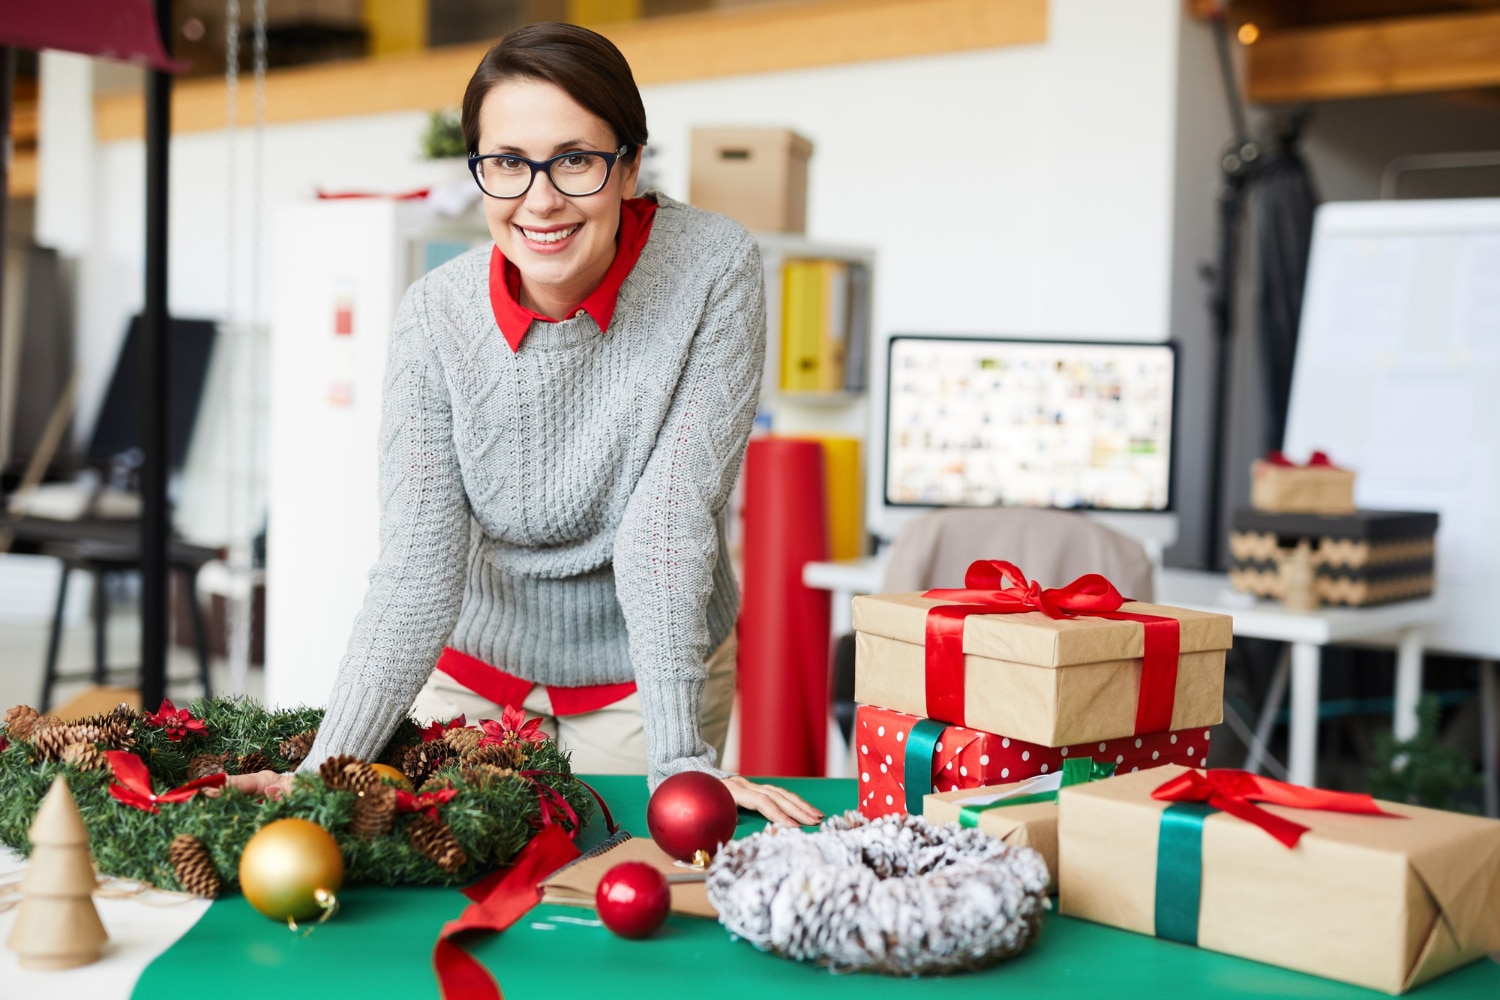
[957,756,1116,826]
[1154,801,1217,946]
[904,718,949,815]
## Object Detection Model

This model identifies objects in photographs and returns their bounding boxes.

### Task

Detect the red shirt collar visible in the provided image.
[488,196,658,352]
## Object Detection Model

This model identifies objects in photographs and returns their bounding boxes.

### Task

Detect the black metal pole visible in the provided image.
[141,2,173,710]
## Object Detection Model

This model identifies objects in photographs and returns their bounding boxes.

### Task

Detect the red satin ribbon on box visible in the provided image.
[1151,768,1398,848]
[103,750,225,813]
[922,559,1182,735]
[1263,450,1339,469]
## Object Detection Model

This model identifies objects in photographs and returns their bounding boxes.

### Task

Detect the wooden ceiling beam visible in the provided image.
[1247,8,1500,102]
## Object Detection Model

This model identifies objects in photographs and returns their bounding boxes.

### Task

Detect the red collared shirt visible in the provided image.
[488,196,658,352]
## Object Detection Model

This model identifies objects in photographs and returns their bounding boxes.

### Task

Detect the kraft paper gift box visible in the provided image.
[851,588,1231,748]
[1251,453,1356,514]
[1058,764,1500,995]
[855,703,1210,820]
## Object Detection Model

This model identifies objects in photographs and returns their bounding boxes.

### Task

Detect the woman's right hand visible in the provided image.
[224,770,296,799]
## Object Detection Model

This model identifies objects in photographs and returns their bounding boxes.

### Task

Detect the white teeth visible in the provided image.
[521,224,579,243]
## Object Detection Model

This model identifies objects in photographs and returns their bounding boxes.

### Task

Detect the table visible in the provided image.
[1155,568,1445,789]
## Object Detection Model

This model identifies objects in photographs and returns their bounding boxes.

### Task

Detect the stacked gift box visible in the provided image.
[850,561,1232,823]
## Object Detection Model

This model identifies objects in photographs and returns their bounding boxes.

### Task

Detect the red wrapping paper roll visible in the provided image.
[737,438,831,776]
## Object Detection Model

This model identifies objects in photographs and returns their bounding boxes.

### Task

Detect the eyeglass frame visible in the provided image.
[466,146,630,199]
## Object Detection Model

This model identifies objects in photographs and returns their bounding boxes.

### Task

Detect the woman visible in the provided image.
[235,23,820,826]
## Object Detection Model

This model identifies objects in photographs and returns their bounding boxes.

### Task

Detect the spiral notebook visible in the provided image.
[538,832,717,918]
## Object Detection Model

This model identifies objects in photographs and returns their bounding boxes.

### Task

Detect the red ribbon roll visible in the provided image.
[1151,768,1399,848]
[922,559,1182,735]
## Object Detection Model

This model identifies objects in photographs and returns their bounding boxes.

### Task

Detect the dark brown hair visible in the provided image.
[461,23,648,163]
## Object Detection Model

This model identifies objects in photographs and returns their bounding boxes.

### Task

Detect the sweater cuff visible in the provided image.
[298,680,409,774]
[634,674,723,789]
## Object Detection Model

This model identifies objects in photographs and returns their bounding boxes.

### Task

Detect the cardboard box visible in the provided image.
[689,128,812,233]
[1251,459,1356,514]
[852,593,1230,747]
[1058,764,1500,995]
[924,777,1066,887]
[1229,508,1439,607]
[855,703,1210,820]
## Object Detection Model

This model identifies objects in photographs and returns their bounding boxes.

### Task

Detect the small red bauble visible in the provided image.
[646,771,738,863]
[595,861,671,939]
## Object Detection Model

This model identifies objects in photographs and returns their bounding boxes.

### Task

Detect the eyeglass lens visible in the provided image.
[477,153,611,198]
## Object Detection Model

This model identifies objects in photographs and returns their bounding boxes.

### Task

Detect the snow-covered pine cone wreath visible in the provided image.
[706,810,1050,976]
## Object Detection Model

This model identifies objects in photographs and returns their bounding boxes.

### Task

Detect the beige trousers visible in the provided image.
[410,635,737,775]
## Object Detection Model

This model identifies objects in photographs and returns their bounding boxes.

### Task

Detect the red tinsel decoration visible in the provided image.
[143,698,207,741]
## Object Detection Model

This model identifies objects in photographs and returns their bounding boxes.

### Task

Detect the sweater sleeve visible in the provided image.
[612,236,766,787]
[301,280,473,770]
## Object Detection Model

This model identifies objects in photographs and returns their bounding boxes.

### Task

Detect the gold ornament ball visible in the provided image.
[368,762,414,790]
[238,818,345,922]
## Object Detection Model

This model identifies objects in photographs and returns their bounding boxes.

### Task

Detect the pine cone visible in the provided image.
[93,713,136,750]
[401,743,453,786]
[32,723,76,761]
[409,813,468,873]
[110,702,143,722]
[3,705,40,740]
[466,743,524,770]
[63,720,106,745]
[442,728,483,756]
[461,764,515,789]
[349,784,398,839]
[278,728,319,766]
[236,751,273,775]
[188,753,228,781]
[168,834,222,898]
[60,742,107,772]
[318,755,376,794]
[419,774,456,795]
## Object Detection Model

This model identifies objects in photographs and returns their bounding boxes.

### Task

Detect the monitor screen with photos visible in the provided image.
[883,336,1176,513]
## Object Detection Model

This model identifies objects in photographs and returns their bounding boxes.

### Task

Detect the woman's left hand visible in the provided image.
[721,775,824,827]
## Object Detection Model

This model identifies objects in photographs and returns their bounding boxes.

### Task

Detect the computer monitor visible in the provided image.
[875,335,1177,543]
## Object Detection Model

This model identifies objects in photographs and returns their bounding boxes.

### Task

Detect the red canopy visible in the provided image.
[0,0,184,71]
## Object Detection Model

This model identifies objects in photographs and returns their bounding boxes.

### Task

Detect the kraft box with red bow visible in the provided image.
[1058,764,1500,994]
[852,560,1231,748]
[1250,450,1355,514]
[855,703,1210,821]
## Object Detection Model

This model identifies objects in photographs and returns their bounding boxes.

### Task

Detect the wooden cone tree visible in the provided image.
[6,775,108,970]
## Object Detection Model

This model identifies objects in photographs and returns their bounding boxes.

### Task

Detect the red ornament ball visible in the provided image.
[595,861,670,939]
[646,771,738,863]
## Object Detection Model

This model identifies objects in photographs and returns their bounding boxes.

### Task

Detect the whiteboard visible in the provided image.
[1284,198,1500,659]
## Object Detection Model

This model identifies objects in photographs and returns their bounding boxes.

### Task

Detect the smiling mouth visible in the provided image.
[519,224,580,244]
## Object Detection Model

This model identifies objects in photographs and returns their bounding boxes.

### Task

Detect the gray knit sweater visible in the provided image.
[302,194,765,785]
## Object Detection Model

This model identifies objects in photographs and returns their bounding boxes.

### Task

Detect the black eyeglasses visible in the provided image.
[467,146,628,199]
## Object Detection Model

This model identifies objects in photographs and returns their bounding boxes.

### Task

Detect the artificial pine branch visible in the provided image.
[1367,694,1481,812]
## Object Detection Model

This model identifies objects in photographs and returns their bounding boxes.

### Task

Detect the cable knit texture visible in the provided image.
[303,194,765,785]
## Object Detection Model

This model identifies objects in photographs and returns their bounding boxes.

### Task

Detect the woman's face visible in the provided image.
[475,78,640,319]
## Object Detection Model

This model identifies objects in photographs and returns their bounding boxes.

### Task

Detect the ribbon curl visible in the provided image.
[104,750,225,814]
[922,560,1181,735]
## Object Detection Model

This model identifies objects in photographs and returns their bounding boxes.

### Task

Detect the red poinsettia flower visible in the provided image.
[143,698,207,741]
[478,705,545,748]
[419,714,468,743]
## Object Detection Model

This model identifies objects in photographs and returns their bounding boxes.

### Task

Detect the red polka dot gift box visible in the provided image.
[850,561,1232,748]
[854,703,1211,820]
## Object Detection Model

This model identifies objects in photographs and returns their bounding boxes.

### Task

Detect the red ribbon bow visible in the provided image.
[104,750,225,814]
[922,559,1182,735]
[1151,768,1398,848]
[1263,450,1337,469]
[396,787,460,818]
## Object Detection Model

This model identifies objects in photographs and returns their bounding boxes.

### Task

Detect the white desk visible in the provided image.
[1155,569,1444,788]
[803,558,1452,791]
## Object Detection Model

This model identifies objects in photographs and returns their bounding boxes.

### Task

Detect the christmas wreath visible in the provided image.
[0,697,595,897]
[706,811,1049,976]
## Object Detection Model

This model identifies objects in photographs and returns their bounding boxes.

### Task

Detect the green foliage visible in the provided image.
[1367,694,1481,812]
[420,109,467,159]
[0,697,594,892]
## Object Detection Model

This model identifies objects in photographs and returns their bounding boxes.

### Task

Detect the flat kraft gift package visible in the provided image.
[1250,450,1356,514]
[856,702,1210,819]
[1058,764,1500,995]
[852,560,1231,747]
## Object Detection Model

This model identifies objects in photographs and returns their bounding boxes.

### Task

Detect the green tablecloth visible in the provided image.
[135,777,1500,999]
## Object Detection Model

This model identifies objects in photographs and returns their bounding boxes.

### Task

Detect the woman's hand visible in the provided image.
[721,775,824,827]
[222,770,296,799]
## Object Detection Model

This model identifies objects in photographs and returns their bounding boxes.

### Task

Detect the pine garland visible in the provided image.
[0,696,594,893]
